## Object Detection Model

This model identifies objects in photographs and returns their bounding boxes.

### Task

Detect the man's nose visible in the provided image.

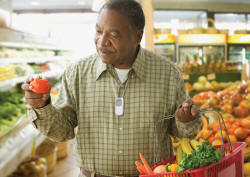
[99,34,110,47]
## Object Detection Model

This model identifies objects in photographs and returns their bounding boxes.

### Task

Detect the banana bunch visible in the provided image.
[176,138,202,164]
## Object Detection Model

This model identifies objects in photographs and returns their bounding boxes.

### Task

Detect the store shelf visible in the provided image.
[0,28,69,51]
[183,72,242,84]
[0,120,46,177]
[0,55,70,64]
[0,70,64,91]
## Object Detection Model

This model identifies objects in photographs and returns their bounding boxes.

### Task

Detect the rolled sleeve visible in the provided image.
[28,104,56,135]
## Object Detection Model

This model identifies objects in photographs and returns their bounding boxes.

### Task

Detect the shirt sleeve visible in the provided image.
[28,67,78,142]
[168,67,202,139]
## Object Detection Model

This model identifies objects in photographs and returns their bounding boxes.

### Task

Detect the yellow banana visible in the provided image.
[190,139,202,151]
[180,138,193,155]
[176,145,183,165]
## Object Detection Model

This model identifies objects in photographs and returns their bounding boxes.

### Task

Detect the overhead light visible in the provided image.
[78,1,85,5]
[92,0,107,12]
[30,1,40,6]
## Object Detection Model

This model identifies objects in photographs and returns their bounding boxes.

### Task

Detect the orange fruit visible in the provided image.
[208,135,215,143]
[240,119,250,129]
[234,127,248,140]
[228,134,237,143]
[215,130,227,141]
[245,136,250,147]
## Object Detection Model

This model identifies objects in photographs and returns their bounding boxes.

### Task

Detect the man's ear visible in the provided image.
[136,29,144,44]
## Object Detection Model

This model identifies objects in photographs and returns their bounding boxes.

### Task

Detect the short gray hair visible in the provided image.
[99,0,145,30]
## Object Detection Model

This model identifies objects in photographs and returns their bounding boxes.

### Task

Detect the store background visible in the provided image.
[1,0,250,177]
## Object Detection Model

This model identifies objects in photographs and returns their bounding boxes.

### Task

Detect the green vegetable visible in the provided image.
[177,141,222,172]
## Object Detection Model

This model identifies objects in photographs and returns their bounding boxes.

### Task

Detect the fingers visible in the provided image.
[21,77,50,108]
[21,83,32,91]
[176,99,200,122]
[191,104,200,118]
[181,99,193,117]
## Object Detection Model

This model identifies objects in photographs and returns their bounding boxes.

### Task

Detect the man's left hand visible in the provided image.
[175,99,200,122]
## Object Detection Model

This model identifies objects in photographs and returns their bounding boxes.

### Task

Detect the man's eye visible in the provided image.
[96,30,102,34]
[111,32,119,38]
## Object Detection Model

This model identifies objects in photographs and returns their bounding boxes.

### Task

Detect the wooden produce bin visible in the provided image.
[36,138,57,174]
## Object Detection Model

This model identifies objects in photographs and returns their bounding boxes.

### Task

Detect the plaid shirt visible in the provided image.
[29,47,201,176]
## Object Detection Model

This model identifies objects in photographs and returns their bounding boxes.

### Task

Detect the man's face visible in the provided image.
[94,9,143,69]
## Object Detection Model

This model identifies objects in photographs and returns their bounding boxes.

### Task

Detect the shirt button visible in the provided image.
[119,127,123,131]
[119,150,123,154]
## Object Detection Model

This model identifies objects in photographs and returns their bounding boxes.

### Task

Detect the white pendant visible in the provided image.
[115,97,124,116]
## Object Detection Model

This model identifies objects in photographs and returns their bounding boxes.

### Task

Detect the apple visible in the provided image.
[234,105,249,118]
[207,97,220,107]
[221,104,233,114]
[239,100,250,110]
[221,99,233,106]
[245,87,250,94]
[238,83,248,94]
[231,93,243,105]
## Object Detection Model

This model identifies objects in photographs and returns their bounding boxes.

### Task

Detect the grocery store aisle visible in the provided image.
[48,140,80,177]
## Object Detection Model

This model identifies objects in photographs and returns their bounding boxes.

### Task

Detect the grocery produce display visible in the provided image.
[0,47,55,58]
[189,75,238,92]
[8,156,47,177]
[0,91,26,138]
[179,54,228,75]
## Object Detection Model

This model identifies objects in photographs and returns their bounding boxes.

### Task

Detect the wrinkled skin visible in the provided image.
[94,9,143,69]
[175,99,200,122]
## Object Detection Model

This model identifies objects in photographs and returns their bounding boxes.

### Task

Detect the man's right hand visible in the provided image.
[21,78,51,109]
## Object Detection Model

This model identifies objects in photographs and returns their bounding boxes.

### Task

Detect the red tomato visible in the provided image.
[30,78,51,94]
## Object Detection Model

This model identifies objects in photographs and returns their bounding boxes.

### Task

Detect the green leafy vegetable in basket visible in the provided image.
[177,141,222,172]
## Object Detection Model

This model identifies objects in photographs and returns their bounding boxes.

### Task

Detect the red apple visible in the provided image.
[231,93,243,105]
[238,83,248,94]
[234,106,249,118]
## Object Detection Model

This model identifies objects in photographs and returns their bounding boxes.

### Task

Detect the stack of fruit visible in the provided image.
[191,76,237,92]
[8,157,47,177]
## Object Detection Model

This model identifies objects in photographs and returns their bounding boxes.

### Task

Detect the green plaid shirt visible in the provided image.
[29,47,201,176]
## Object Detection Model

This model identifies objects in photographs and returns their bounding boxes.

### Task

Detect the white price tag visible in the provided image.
[6,139,14,150]
[19,130,25,138]
[183,74,190,80]
[207,73,216,80]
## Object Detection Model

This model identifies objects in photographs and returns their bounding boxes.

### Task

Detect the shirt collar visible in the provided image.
[96,55,108,80]
[95,46,146,81]
[131,46,146,81]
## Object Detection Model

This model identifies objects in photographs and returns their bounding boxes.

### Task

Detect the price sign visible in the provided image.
[183,74,190,80]
[207,73,216,80]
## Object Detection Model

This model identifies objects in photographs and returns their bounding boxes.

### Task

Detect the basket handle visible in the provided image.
[153,109,232,163]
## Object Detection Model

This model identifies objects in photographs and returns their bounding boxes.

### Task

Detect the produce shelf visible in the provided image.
[0,28,70,51]
[0,70,64,91]
[0,119,46,177]
[0,55,70,64]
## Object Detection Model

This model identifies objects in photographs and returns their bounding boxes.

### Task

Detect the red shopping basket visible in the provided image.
[140,110,247,177]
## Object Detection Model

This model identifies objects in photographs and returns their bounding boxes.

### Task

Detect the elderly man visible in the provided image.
[22,0,201,177]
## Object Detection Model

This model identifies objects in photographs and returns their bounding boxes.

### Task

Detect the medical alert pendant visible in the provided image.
[115,97,124,116]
